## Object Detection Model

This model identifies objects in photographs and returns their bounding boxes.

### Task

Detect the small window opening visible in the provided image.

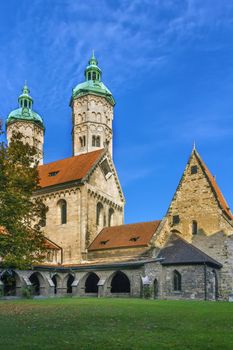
[129,236,140,242]
[100,159,111,178]
[172,215,180,225]
[191,165,198,174]
[48,171,59,177]
[88,72,91,80]
[192,220,198,235]
[24,100,27,108]
[100,240,109,245]
[92,72,96,80]
[92,136,96,147]
[96,136,100,147]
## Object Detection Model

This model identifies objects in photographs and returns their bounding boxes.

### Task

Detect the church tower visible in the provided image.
[6,83,45,165]
[70,53,115,157]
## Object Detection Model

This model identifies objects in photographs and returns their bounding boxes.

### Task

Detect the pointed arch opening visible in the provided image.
[66,274,75,294]
[29,272,45,296]
[173,270,182,291]
[111,271,130,294]
[85,273,100,294]
[1,270,20,296]
[52,274,61,295]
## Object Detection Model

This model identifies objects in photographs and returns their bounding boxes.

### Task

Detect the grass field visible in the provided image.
[0,298,233,350]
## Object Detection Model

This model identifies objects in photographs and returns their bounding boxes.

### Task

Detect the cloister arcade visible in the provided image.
[0,269,134,298]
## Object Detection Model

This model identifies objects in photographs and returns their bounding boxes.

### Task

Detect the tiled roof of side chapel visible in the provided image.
[88,221,161,251]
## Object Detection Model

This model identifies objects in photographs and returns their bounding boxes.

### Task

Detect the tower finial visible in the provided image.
[193,140,196,151]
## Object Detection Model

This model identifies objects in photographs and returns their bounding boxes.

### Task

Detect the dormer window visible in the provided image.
[48,171,59,177]
[129,236,140,242]
[100,240,109,245]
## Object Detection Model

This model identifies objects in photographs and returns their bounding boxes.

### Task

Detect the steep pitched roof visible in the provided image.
[88,221,161,251]
[38,149,104,188]
[194,149,233,220]
[157,234,222,268]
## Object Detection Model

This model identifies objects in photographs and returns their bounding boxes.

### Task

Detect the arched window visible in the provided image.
[88,72,91,80]
[192,220,198,235]
[96,136,100,147]
[58,199,67,224]
[108,208,114,226]
[111,271,130,293]
[96,202,104,226]
[24,100,27,108]
[92,72,96,80]
[173,270,181,291]
[83,136,86,147]
[92,135,96,147]
[79,137,83,148]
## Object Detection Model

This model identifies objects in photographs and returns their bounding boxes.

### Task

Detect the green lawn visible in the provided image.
[0,298,233,350]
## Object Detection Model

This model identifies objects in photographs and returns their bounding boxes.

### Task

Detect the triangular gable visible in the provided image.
[167,148,233,221]
[84,150,125,202]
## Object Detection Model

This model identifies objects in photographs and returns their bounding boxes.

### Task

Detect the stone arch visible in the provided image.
[97,113,101,122]
[65,274,75,294]
[85,272,100,294]
[0,270,21,296]
[29,272,46,296]
[92,111,96,121]
[52,274,62,295]
[110,271,130,294]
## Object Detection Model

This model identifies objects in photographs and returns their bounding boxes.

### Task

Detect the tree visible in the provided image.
[0,122,47,269]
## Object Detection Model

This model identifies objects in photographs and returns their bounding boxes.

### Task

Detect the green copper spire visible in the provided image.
[84,51,102,82]
[72,52,115,106]
[6,83,44,129]
[18,82,33,109]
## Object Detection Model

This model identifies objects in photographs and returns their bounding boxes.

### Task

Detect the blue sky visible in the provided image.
[0,0,233,223]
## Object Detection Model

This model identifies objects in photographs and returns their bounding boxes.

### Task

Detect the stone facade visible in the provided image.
[7,120,44,165]
[72,95,113,157]
[1,56,233,301]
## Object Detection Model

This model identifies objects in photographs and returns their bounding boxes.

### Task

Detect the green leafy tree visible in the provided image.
[0,121,47,269]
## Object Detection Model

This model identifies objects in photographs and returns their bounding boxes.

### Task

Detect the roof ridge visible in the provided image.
[193,149,233,220]
[39,148,105,168]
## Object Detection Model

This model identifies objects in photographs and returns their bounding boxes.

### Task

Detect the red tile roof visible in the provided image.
[38,149,104,188]
[194,150,233,220]
[88,221,161,251]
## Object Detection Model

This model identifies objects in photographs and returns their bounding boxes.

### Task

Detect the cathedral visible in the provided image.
[1,54,233,300]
